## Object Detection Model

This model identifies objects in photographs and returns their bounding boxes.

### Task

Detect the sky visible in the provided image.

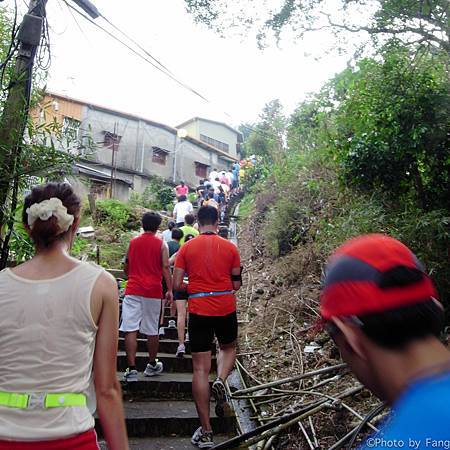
[8,0,353,129]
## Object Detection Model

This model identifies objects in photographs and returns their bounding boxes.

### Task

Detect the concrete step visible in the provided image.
[118,337,191,355]
[99,435,233,449]
[119,328,179,341]
[161,316,184,327]
[117,351,217,373]
[118,372,218,400]
[118,337,216,355]
[159,326,182,341]
[96,400,234,437]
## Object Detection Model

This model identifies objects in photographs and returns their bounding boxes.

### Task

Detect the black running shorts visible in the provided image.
[188,312,238,353]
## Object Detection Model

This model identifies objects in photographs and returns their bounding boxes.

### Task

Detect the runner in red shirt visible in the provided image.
[174,206,242,448]
[121,212,173,382]
[174,181,189,198]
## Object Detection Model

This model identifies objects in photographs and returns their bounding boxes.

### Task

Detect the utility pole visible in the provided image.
[0,0,47,268]
[110,122,118,198]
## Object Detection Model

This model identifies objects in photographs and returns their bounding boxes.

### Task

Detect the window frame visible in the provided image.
[152,146,168,165]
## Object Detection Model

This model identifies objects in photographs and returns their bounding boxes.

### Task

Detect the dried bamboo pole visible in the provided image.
[231,363,347,397]
[212,386,362,450]
[299,420,315,450]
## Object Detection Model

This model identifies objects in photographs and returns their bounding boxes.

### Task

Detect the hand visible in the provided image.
[165,291,174,305]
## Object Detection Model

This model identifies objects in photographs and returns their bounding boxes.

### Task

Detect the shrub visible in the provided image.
[95,199,136,229]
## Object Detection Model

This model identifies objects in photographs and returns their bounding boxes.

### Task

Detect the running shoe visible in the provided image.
[191,426,214,448]
[144,360,163,377]
[211,377,231,417]
[159,327,165,336]
[123,368,138,382]
[176,343,185,358]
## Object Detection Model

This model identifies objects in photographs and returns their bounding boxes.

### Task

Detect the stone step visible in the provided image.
[99,435,232,449]
[117,337,216,355]
[96,400,234,437]
[161,316,183,327]
[118,372,216,400]
[159,326,182,341]
[117,351,217,373]
[118,337,190,354]
[119,328,179,341]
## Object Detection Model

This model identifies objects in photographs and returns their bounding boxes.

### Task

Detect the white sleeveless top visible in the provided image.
[0,262,103,440]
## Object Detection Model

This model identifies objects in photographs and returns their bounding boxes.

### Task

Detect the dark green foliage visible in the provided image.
[95,199,140,230]
[242,99,286,164]
[243,40,449,308]
[333,44,449,210]
[130,177,175,211]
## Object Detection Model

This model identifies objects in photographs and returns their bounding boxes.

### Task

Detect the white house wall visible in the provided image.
[196,121,239,159]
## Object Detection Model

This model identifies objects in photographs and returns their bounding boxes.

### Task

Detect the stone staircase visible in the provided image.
[97,306,236,449]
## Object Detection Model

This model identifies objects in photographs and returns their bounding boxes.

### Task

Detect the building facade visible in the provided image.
[35,93,239,201]
[177,117,243,162]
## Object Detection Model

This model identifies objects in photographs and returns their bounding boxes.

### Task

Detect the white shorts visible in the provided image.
[119,295,162,336]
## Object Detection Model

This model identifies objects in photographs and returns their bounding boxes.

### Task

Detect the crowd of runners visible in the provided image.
[121,202,241,448]
[0,180,449,450]
[173,158,256,223]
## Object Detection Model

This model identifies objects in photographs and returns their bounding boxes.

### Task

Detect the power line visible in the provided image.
[61,1,279,144]
[62,0,210,103]
[99,13,176,78]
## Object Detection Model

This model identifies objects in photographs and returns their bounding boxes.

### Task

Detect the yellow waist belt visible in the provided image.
[0,391,87,409]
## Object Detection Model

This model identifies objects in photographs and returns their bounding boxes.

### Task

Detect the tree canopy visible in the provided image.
[184,0,449,52]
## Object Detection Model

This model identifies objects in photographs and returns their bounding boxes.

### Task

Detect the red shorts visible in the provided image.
[0,429,99,450]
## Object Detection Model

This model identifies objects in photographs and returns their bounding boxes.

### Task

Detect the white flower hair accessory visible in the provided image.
[26,197,74,234]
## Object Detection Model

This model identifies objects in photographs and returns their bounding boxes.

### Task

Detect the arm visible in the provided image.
[173,204,177,220]
[231,248,242,291]
[93,273,128,450]
[123,248,129,278]
[161,242,173,303]
[231,267,242,291]
[173,267,186,291]
[169,251,178,266]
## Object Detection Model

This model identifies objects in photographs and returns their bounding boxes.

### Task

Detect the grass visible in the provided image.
[243,149,450,306]
[238,193,255,220]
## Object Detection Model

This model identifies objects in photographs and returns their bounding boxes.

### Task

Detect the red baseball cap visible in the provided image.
[320,234,439,320]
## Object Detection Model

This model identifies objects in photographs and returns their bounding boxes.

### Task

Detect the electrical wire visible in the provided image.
[99,13,176,77]
[62,0,210,103]
[58,1,279,147]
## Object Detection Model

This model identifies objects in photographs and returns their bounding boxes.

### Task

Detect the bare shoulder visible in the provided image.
[93,270,118,298]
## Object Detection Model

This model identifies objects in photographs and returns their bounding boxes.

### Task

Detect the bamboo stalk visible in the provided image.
[309,416,319,448]
[299,420,315,450]
[212,386,362,450]
[231,363,347,397]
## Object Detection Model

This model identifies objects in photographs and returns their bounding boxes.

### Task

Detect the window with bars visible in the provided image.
[103,131,122,149]
[152,147,168,165]
[62,117,81,142]
[199,134,229,153]
[195,161,208,178]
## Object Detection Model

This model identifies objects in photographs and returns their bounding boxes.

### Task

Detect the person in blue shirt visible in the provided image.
[320,234,450,449]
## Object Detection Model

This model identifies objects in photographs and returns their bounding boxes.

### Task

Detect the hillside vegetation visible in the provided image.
[240,41,449,307]
[235,41,449,447]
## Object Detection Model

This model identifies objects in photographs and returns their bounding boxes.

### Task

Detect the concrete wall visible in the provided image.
[197,120,239,159]
[35,94,237,201]
[80,108,178,194]
[180,121,198,138]
[140,121,176,180]
[68,173,130,202]
[176,140,231,186]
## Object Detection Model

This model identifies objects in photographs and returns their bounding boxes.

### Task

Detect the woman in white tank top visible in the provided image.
[0,183,128,450]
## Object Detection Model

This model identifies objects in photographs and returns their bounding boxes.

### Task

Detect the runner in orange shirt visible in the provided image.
[173,206,242,448]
